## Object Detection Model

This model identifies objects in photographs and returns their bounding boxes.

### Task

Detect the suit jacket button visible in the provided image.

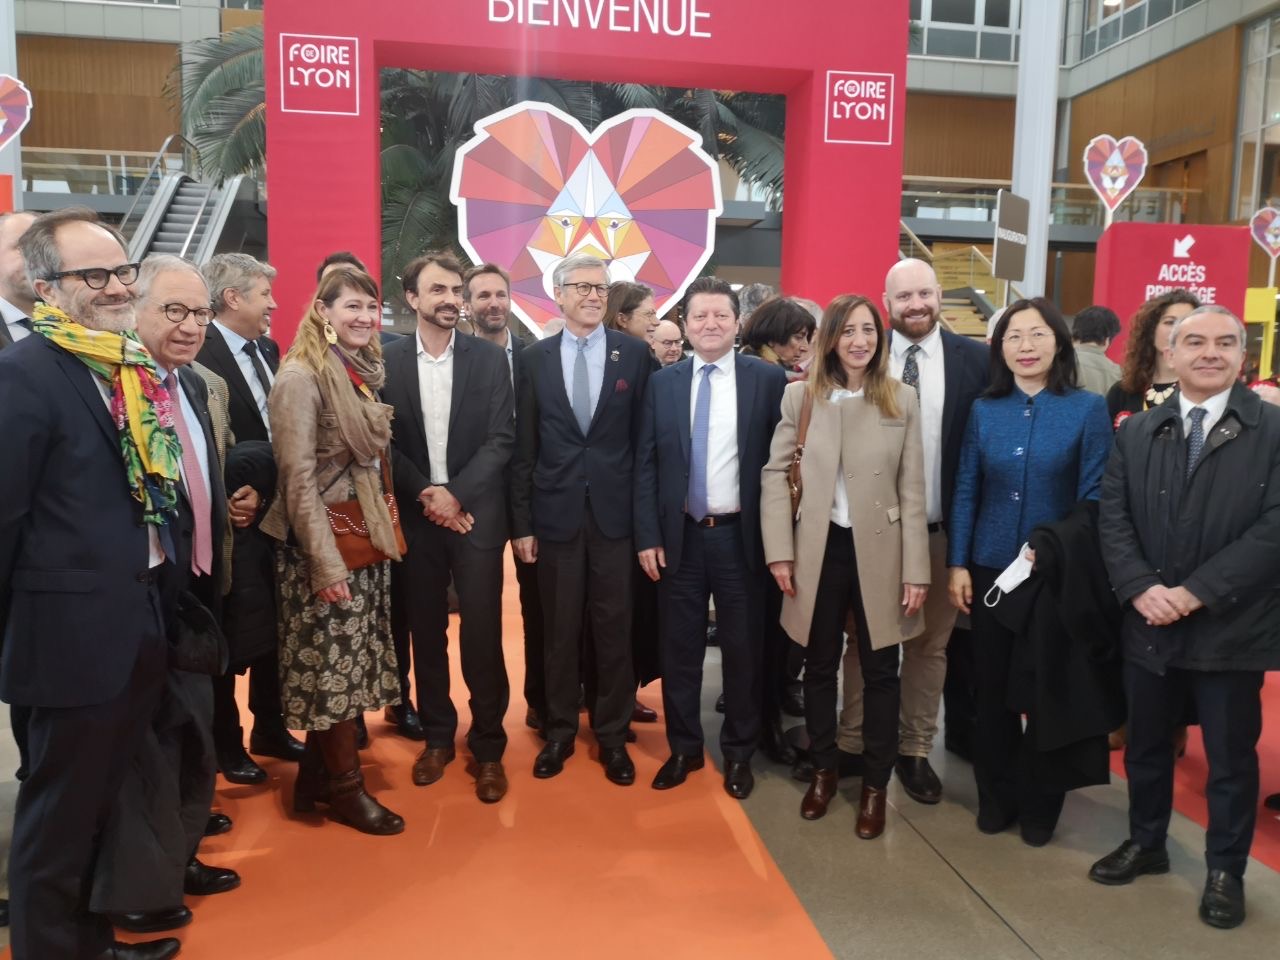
[846,473,853,479]
[875,529,882,535]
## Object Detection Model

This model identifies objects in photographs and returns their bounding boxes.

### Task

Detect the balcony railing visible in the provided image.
[21,147,186,197]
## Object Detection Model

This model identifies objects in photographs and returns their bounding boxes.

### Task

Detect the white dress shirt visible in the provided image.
[417,329,455,484]
[1179,385,1232,437]
[213,319,273,438]
[0,295,32,343]
[689,350,740,514]
[889,325,944,524]
[829,388,864,528]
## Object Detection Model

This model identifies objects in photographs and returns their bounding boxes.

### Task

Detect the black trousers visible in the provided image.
[9,584,168,960]
[538,507,634,748]
[659,519,763,763]
[1125,660,1263,877]
[391,521,509,762]
[942,622,977,751]
[969,566,1065,828]
[515,553,546,718]
[211,652,285,746]
[805,523,899,788]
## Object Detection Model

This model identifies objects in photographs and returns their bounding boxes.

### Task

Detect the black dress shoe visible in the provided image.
[249,727,306,762]
[895,756,943,804]
[204,812,233,836]
[652,753,705,789]
[533,739,575,779]
[759,716,797,766]
[723,760,754,799]
[1265,793,1280,812]
[601,745,636,786]
[525,706,542,730]
[714,693,726,714]
[780,682,805,718]
[217,743,266,785]
[0,896,8,927]
[96,938,182,960]
[792,749,863,783]
[632,700,659,723]
[184,857,241,896]
[355,714,370,750]
[1088,840,1170,885]
[1200,869,1246,929]
[109,906,193,933]
[384,703,426,741]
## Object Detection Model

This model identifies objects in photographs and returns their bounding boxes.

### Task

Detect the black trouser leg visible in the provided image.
[448,537,509,763]
[515,554,545,717]
[390,559,413,706]
[657,526,711,758]
[1124,659,1183,852]
[1193,669,1264,877]
[968,565,1022,819]
[709,524,764,763]
[247,653,285,734]
[943,623,977,750]
[401,524,457,750]
[210,671,242,750]
[582,510,635,748]
[539,526,588,745]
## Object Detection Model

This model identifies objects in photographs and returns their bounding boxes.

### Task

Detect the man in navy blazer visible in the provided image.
[0,209,178,959]
[838,258,989,803]
[510,254,652,785]
[634,277,786,799]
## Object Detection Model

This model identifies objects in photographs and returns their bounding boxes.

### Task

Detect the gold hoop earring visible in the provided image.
[323,321,338,345]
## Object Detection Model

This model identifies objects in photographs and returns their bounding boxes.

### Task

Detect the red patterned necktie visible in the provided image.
[167,373,213,576]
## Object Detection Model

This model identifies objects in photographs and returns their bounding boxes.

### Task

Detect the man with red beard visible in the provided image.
[835,258,988,804]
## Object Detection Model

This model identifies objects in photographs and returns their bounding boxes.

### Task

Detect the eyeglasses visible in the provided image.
[157,301,216,326]
[656,338,684,349]
[45,263,141,290]
[1002,329,1053,347]
[563,282,610,299]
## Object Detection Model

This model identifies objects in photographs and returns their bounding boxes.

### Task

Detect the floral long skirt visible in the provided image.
[275,546,400,731]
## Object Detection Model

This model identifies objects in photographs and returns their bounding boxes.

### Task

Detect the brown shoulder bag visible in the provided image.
[787,389,814,522]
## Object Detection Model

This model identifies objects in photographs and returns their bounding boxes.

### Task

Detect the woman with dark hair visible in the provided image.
[946,296,1112,846]
[603,281,659,346]
[1105,290,1200,428]
[761,295,929,839]
[261,267,405,836]
[740,296,816,378]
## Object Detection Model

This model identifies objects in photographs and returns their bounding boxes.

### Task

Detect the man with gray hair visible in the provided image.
[510,254,653,785]
[0,211,37,350]
[1092,304,1280,929]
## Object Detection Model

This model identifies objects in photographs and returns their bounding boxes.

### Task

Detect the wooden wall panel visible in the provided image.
[221,10,264,32]
[904,93,1016,180]
[18,36,179,152]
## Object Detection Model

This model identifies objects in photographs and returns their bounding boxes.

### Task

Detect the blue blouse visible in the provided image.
[947,386,1112,570]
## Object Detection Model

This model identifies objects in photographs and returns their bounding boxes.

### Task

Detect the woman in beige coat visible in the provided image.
[762,294,930,839]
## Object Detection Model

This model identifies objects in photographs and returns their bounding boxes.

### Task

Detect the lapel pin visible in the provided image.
[610,348,620,362]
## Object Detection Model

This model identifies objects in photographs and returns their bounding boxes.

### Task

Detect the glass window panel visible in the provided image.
[1264,57,1280,126]
[1249,24,1267,62]
[1259,136,1280,207]
[1237,135,1259,220]
[911,0,923,18]
[1082,29,1097,59]
[931,0,977,26]
[1099,0,1122,21]
[984,0,1011,28]
[980,31,1012,61]
[1098,16,1120,50]
[1122,8,1145,37]
[1148,0,1174,27]
[1244,60,1265,132]
[910,25,925,54]
[926,27,978,57]
[1175,0,1200,10]
[1086,0,1099,30]
[1124,0,1143,9]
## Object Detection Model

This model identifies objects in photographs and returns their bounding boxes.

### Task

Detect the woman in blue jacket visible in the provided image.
[947,297,1112,846]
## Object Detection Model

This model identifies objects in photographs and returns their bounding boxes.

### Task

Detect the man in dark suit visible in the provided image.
[384,251,515,802]
[0,211,37,352]
[1,207,179,959]
[634,277,786,799]
[835,258,989,802]
[196,253,303,783]
[511,254,653,785]
[1093,305,1280,929]
[467,262,547,730]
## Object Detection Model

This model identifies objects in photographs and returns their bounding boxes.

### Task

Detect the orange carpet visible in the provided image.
[122,550,830,959]
[1110,674,1280,874]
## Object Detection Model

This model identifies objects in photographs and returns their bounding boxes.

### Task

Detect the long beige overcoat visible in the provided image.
[761,379,930,651]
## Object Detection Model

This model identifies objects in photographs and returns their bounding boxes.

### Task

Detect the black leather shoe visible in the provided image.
[96,939,182,960]
[632,700,659,723]
[217,740,266,785]
[204,812,233,837]
[1265,793,1280,812]
[0,897,7,927]
[601,745,636,786]
[1088,840,1170,885]
[525,706,542,730]
[760,716,797,766]
[1200,869,1245,929]
[383,703,426,741]
[895,756,943,804]
[109,906,192,933]
[792,749,863,783]
[723,760,754,799]
[652,753,706,789]
[533,739,575,779]
[184,857,241,896]
[714,693,725,714]
[249,727,306,762]
[355,714,370,750]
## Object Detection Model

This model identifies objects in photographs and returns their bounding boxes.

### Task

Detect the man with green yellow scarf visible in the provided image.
[0,206,182,960]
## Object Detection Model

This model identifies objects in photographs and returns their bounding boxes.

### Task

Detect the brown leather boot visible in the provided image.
[801,768,839,821]
[316,720,405,835]
[856,785,888,839]
[292,731,328,813]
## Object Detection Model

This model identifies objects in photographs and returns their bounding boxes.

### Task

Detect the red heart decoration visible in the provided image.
[0,75,33,154]
[1083,134,1148,212]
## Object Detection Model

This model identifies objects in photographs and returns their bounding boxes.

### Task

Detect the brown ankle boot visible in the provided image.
[801,768,839,820]
[293,731,328,813]
[856,785,887,839]
[316,720,405,835]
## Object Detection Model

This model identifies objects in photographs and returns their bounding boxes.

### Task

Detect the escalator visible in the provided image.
[125,171,253,263]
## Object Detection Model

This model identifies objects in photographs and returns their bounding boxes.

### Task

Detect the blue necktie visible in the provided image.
[1186,406,1207,477]
[572,336,592,436]
[688,365,713,521]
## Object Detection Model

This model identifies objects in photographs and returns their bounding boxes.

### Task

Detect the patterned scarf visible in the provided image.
[33,301,181,525]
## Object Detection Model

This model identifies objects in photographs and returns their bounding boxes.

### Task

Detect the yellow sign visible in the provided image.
[1244,286,1277,379]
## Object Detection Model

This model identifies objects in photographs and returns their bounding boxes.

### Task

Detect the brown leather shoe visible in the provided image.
[475,761,508,803]
[856,785,887,839]
[412,745,456,786]
[801,768,839,821]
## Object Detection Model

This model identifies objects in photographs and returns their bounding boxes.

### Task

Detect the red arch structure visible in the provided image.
[264,0,907,343]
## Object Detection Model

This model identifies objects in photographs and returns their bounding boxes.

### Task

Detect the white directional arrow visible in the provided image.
[1173,234,1196,258]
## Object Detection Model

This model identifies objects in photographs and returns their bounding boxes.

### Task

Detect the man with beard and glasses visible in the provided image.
[385,252,515,802]
[832,258,987,803]
[0,211,37,351]
[0,207,179,959]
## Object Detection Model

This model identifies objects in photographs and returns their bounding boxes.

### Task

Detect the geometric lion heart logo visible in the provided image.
[0,75,33,153]
[450,102,723,335]
[1250,206,1280,260]
[1082,134,1148,212]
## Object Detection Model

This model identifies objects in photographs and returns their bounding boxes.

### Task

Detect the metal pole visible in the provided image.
[1269,255,1276,290]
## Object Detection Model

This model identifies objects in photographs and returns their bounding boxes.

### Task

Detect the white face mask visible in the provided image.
[983,543,1035,608]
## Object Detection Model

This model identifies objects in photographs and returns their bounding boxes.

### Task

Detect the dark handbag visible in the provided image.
[169,589,229,676]
[324,457,407,571]
[787,389,814,522]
